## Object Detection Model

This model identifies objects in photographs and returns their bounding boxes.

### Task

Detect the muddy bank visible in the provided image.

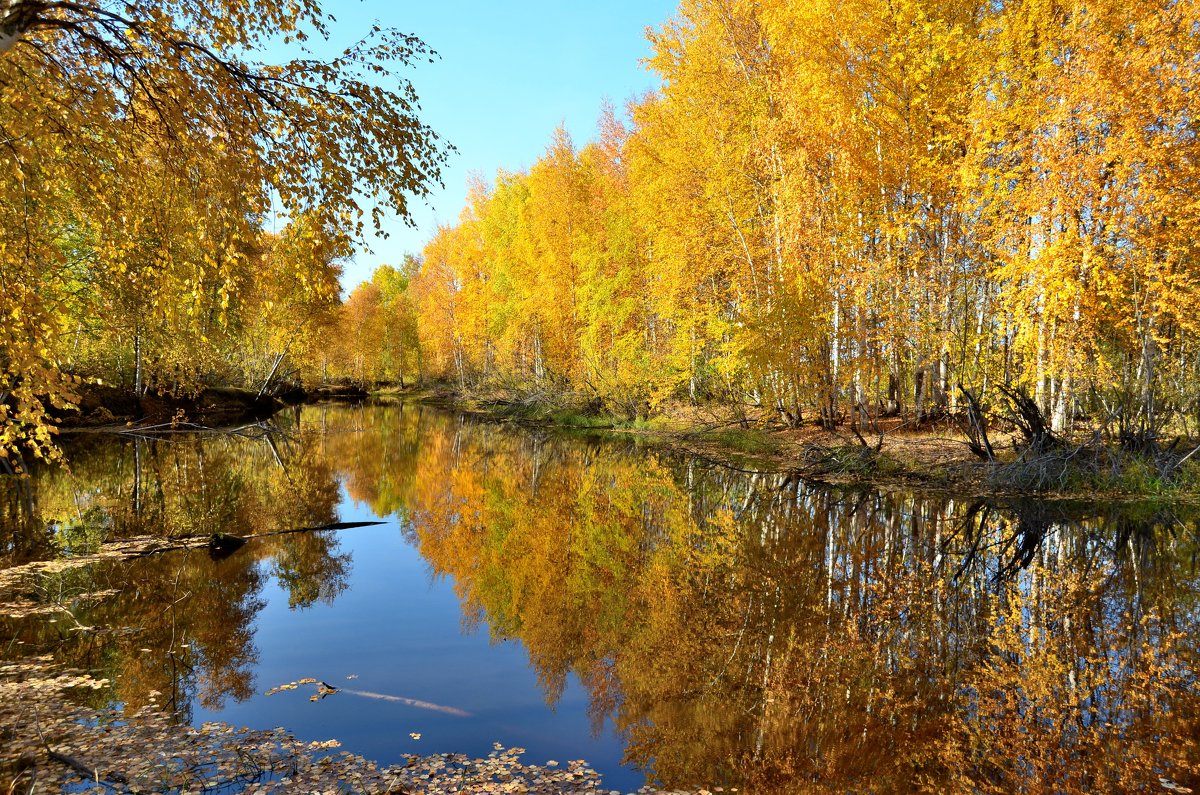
[51,381,381,432]
[56,383,284,429]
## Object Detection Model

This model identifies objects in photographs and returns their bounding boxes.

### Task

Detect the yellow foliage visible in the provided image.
[0,0,447,460]
[408,0,1200,436]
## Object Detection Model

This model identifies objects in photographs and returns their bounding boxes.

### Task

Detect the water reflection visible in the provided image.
[2,403,1199,792]
[399,422,1200,792]
[0,419,350,722]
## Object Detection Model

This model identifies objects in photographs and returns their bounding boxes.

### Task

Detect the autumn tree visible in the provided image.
[400,0,1200,442]
[968,0,1200,434]
[229,214,347,394]
[0,0,448,462]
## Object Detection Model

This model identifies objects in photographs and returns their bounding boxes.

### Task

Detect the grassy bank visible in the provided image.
[402,386,1200,502]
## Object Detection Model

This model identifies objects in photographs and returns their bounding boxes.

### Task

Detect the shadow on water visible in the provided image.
[2,402,1198,793]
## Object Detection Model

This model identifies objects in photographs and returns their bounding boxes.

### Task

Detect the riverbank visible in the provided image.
[402,387,1200,502]
[52,381,377,433]
[55,383,285,430]
[46,380,1200,502]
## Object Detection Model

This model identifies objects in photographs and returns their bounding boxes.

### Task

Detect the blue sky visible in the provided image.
[300,1,678,293]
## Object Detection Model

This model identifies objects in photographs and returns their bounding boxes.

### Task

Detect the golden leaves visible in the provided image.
[404,0,1200,434]
[1,0,448,460]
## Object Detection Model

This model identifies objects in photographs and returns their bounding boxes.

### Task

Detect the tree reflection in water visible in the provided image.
[1,403,1197,793]
[0,420,349,721]
[391,409,1200,793]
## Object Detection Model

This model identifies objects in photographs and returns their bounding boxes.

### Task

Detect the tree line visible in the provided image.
[0,0,448,463]
[382,0,1200,438]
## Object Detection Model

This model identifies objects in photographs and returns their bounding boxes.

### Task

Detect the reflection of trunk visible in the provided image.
[529,437,543,497]
[132,438,142,516]
[825,518,834,610]
[265,434,285,468]
[753,585,779,761]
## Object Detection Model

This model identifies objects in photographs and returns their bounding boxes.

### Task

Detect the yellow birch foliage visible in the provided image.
[0,0,447,461]
[401,0,1200,435]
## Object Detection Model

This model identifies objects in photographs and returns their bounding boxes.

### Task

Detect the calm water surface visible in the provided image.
[2,402,1199,793]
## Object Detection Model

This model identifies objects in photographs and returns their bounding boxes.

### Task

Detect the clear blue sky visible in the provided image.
[307,1,678,293]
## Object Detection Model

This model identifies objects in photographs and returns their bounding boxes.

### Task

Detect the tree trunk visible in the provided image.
[258,352,285,398]
[0,1,34,55]
[134,327,143,396]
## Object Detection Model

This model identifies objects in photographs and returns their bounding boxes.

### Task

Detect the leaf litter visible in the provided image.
[1,658,708,794]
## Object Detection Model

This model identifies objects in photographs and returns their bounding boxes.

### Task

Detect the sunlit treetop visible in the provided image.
[0,0,452,236]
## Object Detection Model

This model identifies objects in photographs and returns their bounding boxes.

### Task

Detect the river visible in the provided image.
[2,401,1198,793]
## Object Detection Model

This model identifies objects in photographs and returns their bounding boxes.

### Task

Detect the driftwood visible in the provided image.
[266,678,471,716]
[258,521,384,537]
[112,420,284,441]
[205,522,387,557]
[959,385,995,461]
[32,701,129,789]
[159,521,390,562]
[996,383,1058,453]
[207,532,248,558]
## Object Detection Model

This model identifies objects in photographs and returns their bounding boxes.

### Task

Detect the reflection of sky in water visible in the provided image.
[7,403,1200,794]
[193,483,641,792]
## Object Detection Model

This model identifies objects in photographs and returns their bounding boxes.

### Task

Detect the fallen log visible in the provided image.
[0,522,387,591]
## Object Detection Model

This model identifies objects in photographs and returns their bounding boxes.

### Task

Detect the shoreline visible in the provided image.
[41,382,1200,504]
[399,387,1200,505]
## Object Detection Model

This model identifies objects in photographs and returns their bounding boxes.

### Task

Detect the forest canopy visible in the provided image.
[0,0,448,462]
[397,0,1200,441]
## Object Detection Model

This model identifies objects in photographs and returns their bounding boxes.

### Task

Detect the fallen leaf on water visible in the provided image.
[2,660,660,793]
